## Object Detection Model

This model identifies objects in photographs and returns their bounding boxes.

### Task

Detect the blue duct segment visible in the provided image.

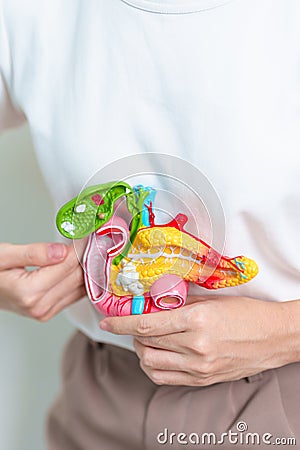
[234,258,248,279]
[143,186,156,226]
[131,295,145,315]
[133,184,143,203]
[133,184,157,227]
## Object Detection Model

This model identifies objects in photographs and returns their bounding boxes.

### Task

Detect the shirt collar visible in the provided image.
[120,0,234,14]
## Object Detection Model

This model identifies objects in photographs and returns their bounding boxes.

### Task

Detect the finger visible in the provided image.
[147,367,231,386]
[135,332,191,352]
[40,285,87,321]
[31,264,84,318]
[100,307,191,337]
[134,339,187,371]
[185,295,209,305]
[0,242,68,270]
[142,367,200,386]
[27,245,82,292]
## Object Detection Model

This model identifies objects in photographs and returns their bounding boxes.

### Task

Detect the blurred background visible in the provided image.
[0,125,73,450]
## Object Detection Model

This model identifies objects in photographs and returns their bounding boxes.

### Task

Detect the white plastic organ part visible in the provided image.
[61,221,75,236]
[75,204,86,213]
[127,246,201,265]
[116,261,144,295]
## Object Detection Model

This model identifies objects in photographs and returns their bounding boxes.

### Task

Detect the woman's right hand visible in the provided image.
[0,242,86,322]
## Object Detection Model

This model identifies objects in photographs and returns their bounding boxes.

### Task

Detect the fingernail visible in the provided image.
[48,243,67,260]
[99,320,110,331]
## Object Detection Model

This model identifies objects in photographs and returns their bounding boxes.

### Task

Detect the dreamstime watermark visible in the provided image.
[156,421,296,446]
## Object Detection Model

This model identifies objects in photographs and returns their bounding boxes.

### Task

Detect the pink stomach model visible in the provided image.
[83,216,189,316]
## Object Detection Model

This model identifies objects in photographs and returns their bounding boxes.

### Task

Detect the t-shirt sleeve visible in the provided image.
[0,74,26,132]
[0,0,26,133]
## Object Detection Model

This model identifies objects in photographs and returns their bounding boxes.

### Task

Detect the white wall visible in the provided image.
[0,126,74,450]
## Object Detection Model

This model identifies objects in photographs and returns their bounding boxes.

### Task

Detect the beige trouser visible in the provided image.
[46,331,300,450]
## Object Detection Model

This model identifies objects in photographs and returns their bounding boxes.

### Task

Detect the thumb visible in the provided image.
[0,242,68,270]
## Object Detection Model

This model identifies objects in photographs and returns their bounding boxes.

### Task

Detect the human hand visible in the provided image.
[100,296,297,386]
[0,242,86,321]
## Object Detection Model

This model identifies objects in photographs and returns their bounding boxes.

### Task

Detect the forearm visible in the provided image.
[280,299,300,365]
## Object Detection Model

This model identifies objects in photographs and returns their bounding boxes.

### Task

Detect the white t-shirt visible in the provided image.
[1,0,300,351]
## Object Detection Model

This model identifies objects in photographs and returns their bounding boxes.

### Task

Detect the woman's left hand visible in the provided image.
[99,296,298,386]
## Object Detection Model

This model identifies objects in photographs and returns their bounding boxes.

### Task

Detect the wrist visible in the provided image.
[274,299,300,365]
